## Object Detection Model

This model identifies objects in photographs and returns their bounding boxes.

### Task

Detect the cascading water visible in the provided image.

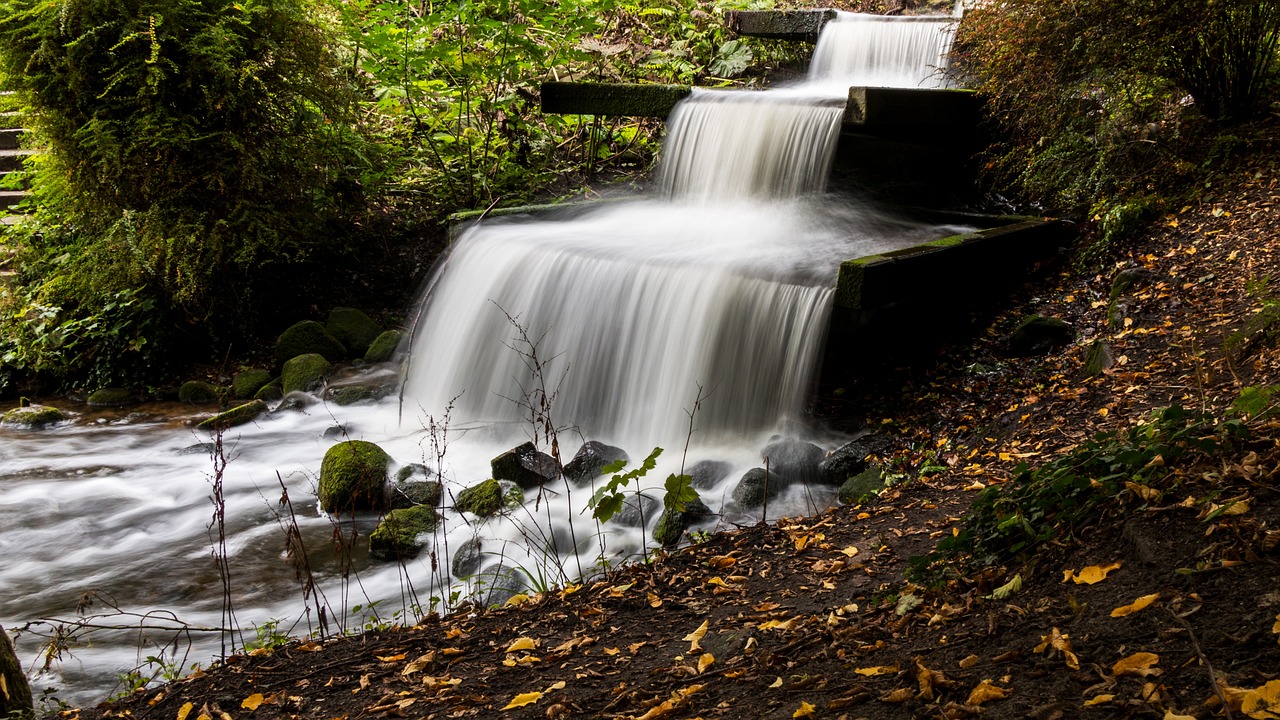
[0,12,966,705]
[807,12,958,93]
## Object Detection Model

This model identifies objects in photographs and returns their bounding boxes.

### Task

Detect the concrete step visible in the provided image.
[1,213,29,226]
[0,190,26,210]
[0,128,22,150]
[541,82,691,118]
[0,149,34,173]
[726,9,837,42]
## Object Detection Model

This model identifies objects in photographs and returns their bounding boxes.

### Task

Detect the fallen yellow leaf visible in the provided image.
[505,593,531,607]
[506,637,538,653]
[706,577,729,587]
[1273,613,1280,644]
[967,679,1011,705]
[684,620,709,652]
[1032,627,1080,670]
[1163,711,1197,720]
[545,680,566,692]
[402,651,435,675]
[1084,694,1114,706]
[376,653,406,662]
[295,641,323,652]
[697,653,714,674]
[603,647,620,656]
[241,694,266,711]
[177,702,194,720]
[854,665,898,676]
[1111,593,1160,618]
[1222,499,1251,516]
[502,691,542,710]
[880,687,914,703]
[1242,679,1280,719]
[839,546,860,557]
[958,655,980,670]
[1112,652,1161,677]
[758,618,799,631]
[793,700,816,718]
[769,677,783,689]
[647,592,663,609]
[558,584,582,599]
[608,583,633,597]
[1063,562,1122,585]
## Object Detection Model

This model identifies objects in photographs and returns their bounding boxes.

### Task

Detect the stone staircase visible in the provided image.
[0,90,33,224]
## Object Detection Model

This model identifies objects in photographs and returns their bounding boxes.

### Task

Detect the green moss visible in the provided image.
[254,381,284,403]
[232,369,273,399]
[281,354,332,395]
[318,440,391,513]
[369,505,439,560]
[177,380,222,405]
[1,404,65,428]
[325,307,381,358]
[325,385,384,406]
[196,400,268,432]
[654,498,712,546]
[364,330,404,363]
[275,320,346,365]
[924,233,973,248]
[87,387,134,408]
[838,466,884,505]
[456,479,523,517]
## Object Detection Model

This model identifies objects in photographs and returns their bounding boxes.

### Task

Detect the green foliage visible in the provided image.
[661,471,698,513]
[956,0,1280,220]
[0,0,369,386]
[916,405,1245,576]
[589,446,663,523]
[244,620,291,653]
[1230,386,1278,421]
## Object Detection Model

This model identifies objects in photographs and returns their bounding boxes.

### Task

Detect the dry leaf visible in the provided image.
[1272,613,1280,644]
[854,665,898,676]
[1111,593,1160,617]
[708,555,737,569]
[607,583,633,597]
[916,657,936,700]
[241,694,266,711]
[958,655,980,670]
[706,577,729,587]
[1083,694,1114,706]
[402,651,435,675]
[1112,652,1161,677]
[769,677,784,689]
[880,688,914,703]
[1063,562,1122,584]
[295,641,323,652]
[793,700,816,717]
[697,653,715,674]
[603,647,620,656]
[502,691,543,710]
[1032,627,1080,669]
[1242,679,1280,719]
[647,592,663,609]
[1222,499,1251,516]
[177,702,195,720]
[506,637,538,653]
[505,593,532,607]
[376,652,406,662]
[1163,711,1197,720]
[967,679,1011,705]
[545,681,566,692]
[758,618,799,631]
[558,584,582,599]
[839,546,860,557]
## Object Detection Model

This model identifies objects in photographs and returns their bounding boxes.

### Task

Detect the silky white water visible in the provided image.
[808,12,958,94]
[0,12,966,706]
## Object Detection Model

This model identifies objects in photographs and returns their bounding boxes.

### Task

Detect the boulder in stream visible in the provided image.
[654,497,713,546]
[491,442,559,489]
[452,537,486,577]
[253,380,284,403]
[760,437,823,487]
[611,492,661,528]
[326,307,382,358]
[732,467,782,509]
[177,380,222,405]
[87,387,135,408]
[1,404,65,429]
[838,465,886,505]
[688,460,732,490]
[231,369,273,399]
[369,505,439,561]
[820,434,891,487]
[281,353,332,395]
[468,566,528,607]
[318,440,391,513]
[364,330,404,363]
[275,320,346,364]
[455,479,524,517]
[385,479,443,510]
[564,441,629,485]
[196,400,268,432]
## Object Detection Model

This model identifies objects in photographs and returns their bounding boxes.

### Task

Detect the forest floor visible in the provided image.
[78,133,1280,719]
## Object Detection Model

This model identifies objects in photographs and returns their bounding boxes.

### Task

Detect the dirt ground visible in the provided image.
[75,134,1280,720]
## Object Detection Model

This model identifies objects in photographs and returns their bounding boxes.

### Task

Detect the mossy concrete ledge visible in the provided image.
[843,87,981,128]
[725,9,837,42]
[541,82,691,118]
[834,217,1073,316]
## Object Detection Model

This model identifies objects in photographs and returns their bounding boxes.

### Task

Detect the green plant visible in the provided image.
[243,620,291,654]
[588,447,664,523]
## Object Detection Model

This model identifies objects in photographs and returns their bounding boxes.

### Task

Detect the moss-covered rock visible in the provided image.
[819,434,891,487]
[254,381,284,403]
[368,505,439,561]
[281,354,332,395]
[1008,314,1076,356]
[196,400,268,432]
[87,388,134,408]
[275,320,346,364]
[324,384,390,406]
[318,440,391,513]
[491,442,559,489]
[455,479,524,517]
[364,330,404,363]
[326,307,381,358]
[385,479,443,510]
[1082,340,1114,377]
[232,369,273,399]
[1,404,65,428]
[178,380,222,405]
[838,465,885,505]
[654,497,713,546]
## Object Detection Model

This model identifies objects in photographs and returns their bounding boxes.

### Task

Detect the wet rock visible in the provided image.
[491,442,559,489]
[688,460,732,490]
[196,400,268,432]
[231,369,273,400]
[468,566,528,607]
[1081,340,1114,377]
[760,437,823,486]
[369,505,438,561]
[281,353,332,395]
[732,467,782,509]
[277,392,315,412]
[364,330,404,363]
[1,404,65,429]
[455,479,523,517]
[318,440,391,513]
[0,622,34,720]
[324,384,388,406]
[820,434,891,487]
[275,320,345,364]
[177,442,217,456]
[452,538,485,577]
[326,307,381,358]
[323,425,350,440]
[253,381,284,403]
[87,387,134,408]
[654,497,713,546]
[1008,314,1076,356]
[177,380,222,405]
[612,492,661,528]
[838,465,885,505]
[385,480,443,510]
[564,441,629,485]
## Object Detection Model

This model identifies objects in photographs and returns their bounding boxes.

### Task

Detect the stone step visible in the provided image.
[541,82,691,118]
[0,190,25,210]
[0,149,34,173]
[725,9,837,42]
[0,128,22,150]
[1,213,29,227]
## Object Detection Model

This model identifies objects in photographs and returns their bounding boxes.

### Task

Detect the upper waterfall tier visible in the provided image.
[807,13,958,92]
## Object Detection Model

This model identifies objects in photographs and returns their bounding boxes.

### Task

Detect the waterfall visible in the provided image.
[808,13,958,92]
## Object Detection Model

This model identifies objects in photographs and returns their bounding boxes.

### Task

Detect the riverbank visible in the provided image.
[71,125,1280,718]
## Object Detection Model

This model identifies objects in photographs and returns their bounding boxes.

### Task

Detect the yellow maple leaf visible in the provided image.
[967,679,1011,705]
[177,702,195,720]
[793,700,816,718]
[502,691,543,710]
[241,694,266,711]
[1112,652,1161,677]
[1242,679,1280,719]
[1083,694,1114,706]
[697,653,715,674]
[505,637,538,653]
[1111,593,1160,617]
[1063,562,1122,585]
[505,593,531,607]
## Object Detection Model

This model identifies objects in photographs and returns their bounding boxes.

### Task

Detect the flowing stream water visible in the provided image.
[0,12,961,706]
